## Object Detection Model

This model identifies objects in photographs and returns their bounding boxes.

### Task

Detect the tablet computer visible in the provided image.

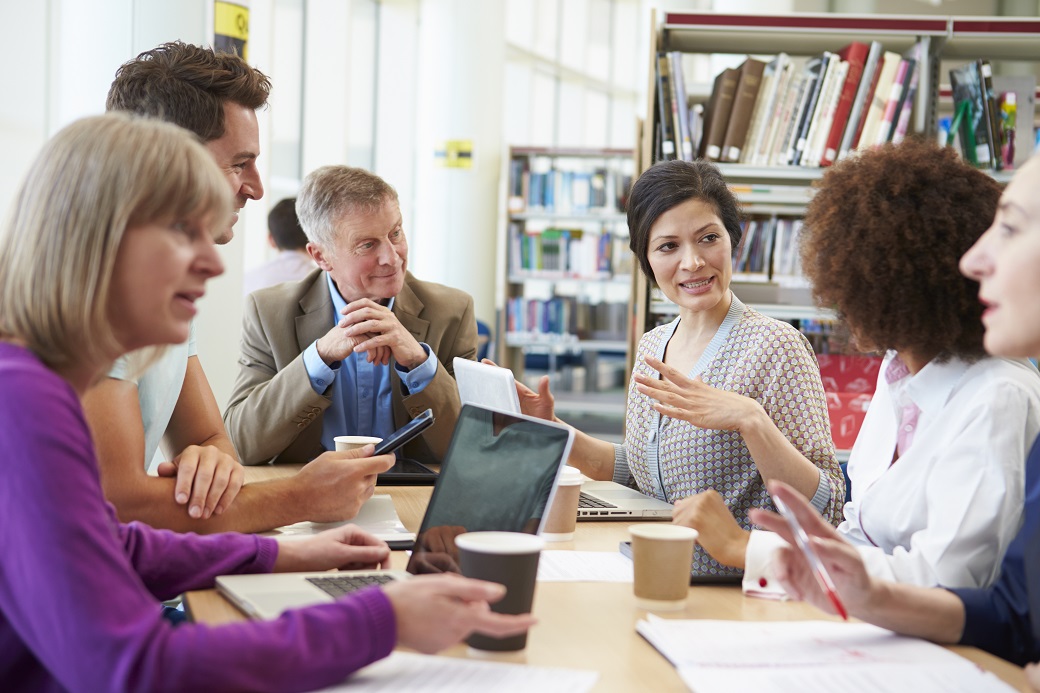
[453,357,522,414]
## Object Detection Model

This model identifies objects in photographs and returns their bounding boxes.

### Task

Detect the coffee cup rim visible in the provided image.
[628,524,699,542]
[455,531,545,554]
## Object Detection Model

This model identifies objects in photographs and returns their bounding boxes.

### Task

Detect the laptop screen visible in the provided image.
[405,404,573,575]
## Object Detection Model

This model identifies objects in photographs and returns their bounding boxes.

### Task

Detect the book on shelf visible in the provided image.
[510,226,621,278]
[699,67,740,161]
[721,57,767,163]
[834,41,883,163]
[977,59,1004,171]
[786,53,830,166]
[856,50,902,153]
[506,297,627,341]
[741,53,791,165]
[890,46,924,145]
[802,56,848,166]
[655,53,677,160]
[991,74,1037,168]
[820,41,871,167]
[876,43,923,146]
[767,71,808,166]
[949,61,994,168]
[668,52,694,161]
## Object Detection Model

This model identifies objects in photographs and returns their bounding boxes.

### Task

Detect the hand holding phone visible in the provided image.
[372,409,435,456]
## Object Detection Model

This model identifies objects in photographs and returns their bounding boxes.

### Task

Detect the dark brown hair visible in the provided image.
[267,198,308,251]
[106,41,271,142]
[627,159,743,282]
[801,138,1000,361]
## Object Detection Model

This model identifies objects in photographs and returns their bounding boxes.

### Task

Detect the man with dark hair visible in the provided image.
[83,42,392,536]
[242,197,316,296]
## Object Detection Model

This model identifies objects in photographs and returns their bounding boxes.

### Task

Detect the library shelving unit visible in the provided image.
[633,11,1040,458]
[495,146,636,415]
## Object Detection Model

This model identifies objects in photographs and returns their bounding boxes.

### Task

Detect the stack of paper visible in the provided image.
[323,651,598,692]
[637,616,1015,693]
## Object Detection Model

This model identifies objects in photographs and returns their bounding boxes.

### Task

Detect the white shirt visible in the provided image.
[242,249,317,297]
[745,353,1040,594]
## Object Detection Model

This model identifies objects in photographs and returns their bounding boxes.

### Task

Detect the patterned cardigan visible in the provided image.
[616,295,843,577]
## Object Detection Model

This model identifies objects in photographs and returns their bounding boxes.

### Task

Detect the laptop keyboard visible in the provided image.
[306,574,395,598]
[578,492,618,509]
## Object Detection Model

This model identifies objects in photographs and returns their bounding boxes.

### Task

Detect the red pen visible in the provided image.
[773,495,848,620]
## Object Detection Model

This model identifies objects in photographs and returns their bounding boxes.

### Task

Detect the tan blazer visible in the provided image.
[224,269,476,465]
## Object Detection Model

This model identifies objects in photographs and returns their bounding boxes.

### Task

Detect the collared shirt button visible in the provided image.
[316,379,325,386]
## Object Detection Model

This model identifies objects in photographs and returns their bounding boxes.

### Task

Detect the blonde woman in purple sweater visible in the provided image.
[0,113,532,692]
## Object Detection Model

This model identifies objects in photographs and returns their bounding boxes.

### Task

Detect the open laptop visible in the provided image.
[453,357,672,521]
[216,404,575,620]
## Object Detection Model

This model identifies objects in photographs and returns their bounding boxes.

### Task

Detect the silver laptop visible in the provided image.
[578,480,673,520]
[216,404,575,620]
[452,356,671,522]
[453,357,522,413]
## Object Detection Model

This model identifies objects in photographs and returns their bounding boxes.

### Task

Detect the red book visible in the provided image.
[820,41,869,167]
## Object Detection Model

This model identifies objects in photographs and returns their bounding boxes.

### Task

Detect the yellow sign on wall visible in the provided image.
[214,1,249,60]
[434,140,474,169]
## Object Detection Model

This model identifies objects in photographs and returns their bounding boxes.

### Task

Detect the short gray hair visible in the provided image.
[296,165,398,249]
[0,113,231,371]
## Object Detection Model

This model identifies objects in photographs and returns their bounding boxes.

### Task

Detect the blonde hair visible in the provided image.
[296,165,398,249]
[0,112,231,371]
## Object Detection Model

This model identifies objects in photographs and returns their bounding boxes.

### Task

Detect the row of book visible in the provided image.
[948,59,1022,170]
[509,225,632,278]
[656,40,927,168]
[732,217,805,283]
[505,297,628,340]
[508,157,632,214]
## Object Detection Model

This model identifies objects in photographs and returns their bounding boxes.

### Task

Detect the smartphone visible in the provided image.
[372,408,435,457]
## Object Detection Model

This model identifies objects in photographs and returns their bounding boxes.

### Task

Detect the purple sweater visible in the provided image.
[0,344,396,692]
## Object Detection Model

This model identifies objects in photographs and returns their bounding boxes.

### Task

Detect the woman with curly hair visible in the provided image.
[508,158,845,579]
[755,151,1040,675]
[663,139,1040,594]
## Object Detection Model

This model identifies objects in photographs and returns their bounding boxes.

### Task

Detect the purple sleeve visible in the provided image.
[117,519,278,600]
[0,358,396,692]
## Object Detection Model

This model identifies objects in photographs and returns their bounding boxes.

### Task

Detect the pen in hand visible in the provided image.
[772,494,848,621]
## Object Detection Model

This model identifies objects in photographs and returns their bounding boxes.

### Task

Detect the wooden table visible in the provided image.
[184,465,1029,692]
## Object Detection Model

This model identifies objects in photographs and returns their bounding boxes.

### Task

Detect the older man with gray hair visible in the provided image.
[225,165,476,466]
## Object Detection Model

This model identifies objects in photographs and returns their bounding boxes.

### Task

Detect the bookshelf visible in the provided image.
[496,146,635,411]
[633,11,1040,458]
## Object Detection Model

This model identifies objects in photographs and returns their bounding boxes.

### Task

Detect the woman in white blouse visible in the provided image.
[639,140,1040,591]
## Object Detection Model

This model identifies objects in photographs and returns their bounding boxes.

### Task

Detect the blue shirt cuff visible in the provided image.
[303,341,338,394]
[395,343,435,394]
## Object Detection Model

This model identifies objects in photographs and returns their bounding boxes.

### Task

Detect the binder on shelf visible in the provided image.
[835,41,882,162]
[721,57,767,163]
[699,67,740,161]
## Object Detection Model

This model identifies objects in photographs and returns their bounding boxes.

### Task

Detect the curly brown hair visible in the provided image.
[801,139,1000,362]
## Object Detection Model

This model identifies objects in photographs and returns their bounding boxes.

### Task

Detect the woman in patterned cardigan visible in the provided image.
[642,142,1040,592]
[515,158,844,578]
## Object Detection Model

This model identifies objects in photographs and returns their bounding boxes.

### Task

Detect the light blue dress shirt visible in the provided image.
[302,273,437,453]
